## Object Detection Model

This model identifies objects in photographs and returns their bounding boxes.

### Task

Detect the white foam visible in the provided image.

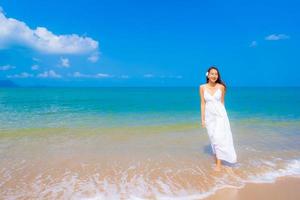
[1,159,300,200]
[246,159,300,183]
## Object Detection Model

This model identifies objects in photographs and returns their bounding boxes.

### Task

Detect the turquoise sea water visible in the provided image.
[0,87,300,199]
[0,87,299,130]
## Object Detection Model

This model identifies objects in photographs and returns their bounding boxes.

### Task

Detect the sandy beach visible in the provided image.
[206,176,300,200]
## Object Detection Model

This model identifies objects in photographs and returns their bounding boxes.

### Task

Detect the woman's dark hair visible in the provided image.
[206,66,227,91]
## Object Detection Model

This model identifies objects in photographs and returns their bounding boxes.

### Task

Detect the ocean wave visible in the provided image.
[1,157,300,200]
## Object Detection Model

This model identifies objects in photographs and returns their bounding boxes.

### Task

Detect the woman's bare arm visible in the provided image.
[199,85,206,127]
[221,85,226,105]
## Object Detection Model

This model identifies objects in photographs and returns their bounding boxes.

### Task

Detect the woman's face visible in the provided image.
[208,69,218,83]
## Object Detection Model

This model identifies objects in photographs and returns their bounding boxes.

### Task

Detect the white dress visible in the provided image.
[204,87,237,163]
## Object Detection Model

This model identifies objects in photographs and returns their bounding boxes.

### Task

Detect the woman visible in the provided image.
[199,66,237,171]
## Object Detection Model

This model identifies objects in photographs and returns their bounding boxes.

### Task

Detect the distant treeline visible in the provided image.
[0,80,19,87]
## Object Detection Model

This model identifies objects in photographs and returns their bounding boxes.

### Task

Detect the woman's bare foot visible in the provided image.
[214,165,221,171]
[214,156,222,171]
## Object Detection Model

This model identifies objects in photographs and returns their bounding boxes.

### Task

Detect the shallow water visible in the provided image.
[0,87,300,199]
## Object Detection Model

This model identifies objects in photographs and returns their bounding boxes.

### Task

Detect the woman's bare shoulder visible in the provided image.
[199,84,206,97]
[199,84,207,89]
[217,83,225,89]
[218,84,225,93]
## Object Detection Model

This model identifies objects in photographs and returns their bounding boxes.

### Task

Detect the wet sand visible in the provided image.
[206,176,300,200]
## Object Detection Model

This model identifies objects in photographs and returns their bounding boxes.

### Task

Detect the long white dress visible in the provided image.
[204,87,237,163]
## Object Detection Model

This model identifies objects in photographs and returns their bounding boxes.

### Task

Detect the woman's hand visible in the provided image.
[201,120,206,128]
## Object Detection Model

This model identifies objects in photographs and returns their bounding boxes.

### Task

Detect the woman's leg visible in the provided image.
[214,154,222,171]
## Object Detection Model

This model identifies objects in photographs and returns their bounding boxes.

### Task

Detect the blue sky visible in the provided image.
[0,0,299,87]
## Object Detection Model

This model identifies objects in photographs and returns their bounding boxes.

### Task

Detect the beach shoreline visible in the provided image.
[205,176,300,200]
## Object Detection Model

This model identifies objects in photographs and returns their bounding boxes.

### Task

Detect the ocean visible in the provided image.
[0,87,300,199]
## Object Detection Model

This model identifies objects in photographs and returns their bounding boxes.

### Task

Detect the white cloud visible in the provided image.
[265,34,290,41]
[120,75,129,79]
[172,75,182,79]
[37,70,61,78]
[0,9,98,54]
[95,73,111,78]
[32,57,40,62]
[144,74,182,79]
[70,73,181,79]
[72,72,84,78]
[70,72,112,78]
[88,52,100,63]
[59,57,70,68]
[72,72,92,78]
[31,64,39,70]
[161,75,182,79]
[7,72,33,78]
[249,41,257,47]
[0,64,15,71]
